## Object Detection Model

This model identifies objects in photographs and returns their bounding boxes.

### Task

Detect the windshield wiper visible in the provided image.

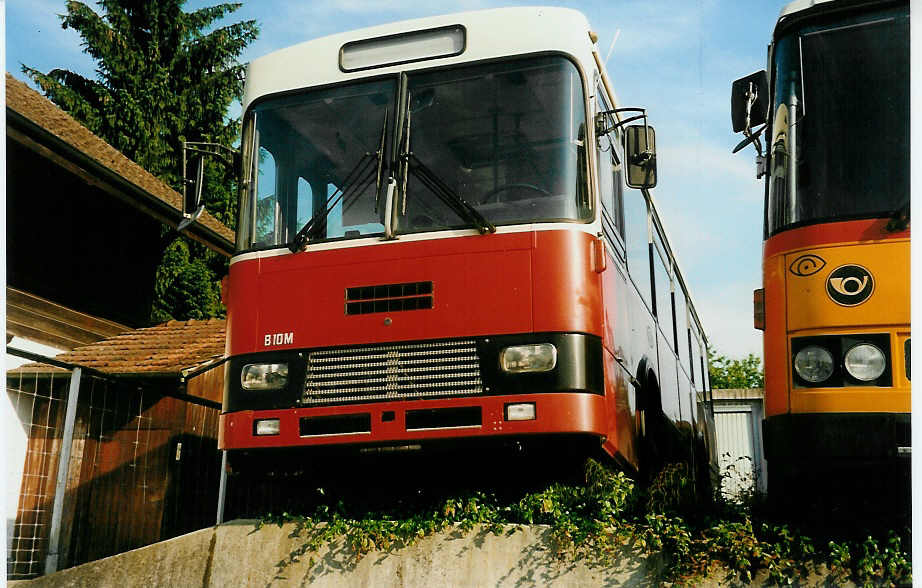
[394,90,494,235]
[403,152,495,235]
[886,196,910,232]
[288,110,389,252]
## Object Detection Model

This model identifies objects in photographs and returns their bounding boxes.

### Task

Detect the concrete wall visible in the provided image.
[9,520,649,587]
[6,518,852,587]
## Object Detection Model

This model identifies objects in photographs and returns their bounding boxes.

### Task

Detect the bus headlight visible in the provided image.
[844,343,886,382]
[793,345,834,383]
[500,343,557,373]
[241,363,289,390]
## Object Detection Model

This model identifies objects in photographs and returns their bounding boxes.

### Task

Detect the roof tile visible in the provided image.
[48,319,227,376]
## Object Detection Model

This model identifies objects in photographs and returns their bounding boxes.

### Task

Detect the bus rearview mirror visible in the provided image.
[183,154,205,217]
[624,125,657,189]
[731,70,768,133]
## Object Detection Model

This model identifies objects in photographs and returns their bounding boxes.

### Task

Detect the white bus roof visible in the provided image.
[243,7,596,110]
[777,0,836,20]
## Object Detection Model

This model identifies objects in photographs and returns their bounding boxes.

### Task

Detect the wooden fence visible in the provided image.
[6,363,222,579]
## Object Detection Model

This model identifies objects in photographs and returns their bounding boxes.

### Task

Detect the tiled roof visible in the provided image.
[50,319,227,376]
[5,73,235,249]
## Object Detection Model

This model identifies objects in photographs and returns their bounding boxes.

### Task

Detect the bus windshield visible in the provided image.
[238,55,589,251]
[765,7,909,237]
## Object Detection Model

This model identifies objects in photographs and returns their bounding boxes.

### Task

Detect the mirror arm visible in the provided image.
[184,141,238,166]
[732,124,766,154]
[177,204,205,232]
[595,107,648,137]
[181,141,240,227]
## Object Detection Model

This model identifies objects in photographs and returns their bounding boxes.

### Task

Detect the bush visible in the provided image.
[257,459,911,585]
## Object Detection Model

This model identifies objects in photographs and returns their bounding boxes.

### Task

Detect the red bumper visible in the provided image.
[220,393,608,450]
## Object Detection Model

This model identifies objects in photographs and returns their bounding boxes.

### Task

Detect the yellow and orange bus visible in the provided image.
[731,0,909,498]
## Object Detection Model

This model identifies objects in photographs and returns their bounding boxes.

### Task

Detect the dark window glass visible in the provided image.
[652,229,673,347]
[598,139,625,243]
[243,79,395,248]
[691,323,705,393]
[238,56,591,250]
[674,286,690,369]
[596,89,625,242]
[624,189,651,308]
[767,8,909,235]
[399,56,589,233]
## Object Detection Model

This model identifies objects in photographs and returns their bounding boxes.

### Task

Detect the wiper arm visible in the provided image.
[885,196,910,232]
[289,109,389,253]
[288,153,376,252]
[403,152,495,235]
[390,83,492,235]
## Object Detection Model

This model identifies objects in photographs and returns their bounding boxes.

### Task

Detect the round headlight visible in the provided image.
[793,345,834,383]
[844,343,886,382]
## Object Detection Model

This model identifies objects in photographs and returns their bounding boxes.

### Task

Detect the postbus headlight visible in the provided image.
[844,343,886,382]
[241,363,289,390]
[793,345,834,383]
[500,343,557,373]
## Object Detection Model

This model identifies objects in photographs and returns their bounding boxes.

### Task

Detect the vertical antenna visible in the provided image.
[605,29,621,64]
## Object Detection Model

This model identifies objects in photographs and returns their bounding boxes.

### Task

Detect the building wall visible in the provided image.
[712,388,766,497]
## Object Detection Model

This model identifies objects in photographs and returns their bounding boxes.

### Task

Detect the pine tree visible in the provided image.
[23,1,258,323]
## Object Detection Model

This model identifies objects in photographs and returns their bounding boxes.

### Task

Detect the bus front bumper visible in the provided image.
[762,412,910,464]
[219,392,609,451]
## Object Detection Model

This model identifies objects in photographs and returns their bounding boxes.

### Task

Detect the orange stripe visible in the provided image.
[764,218,909,258]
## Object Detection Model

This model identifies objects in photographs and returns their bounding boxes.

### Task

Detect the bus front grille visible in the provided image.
[301,339,483,405]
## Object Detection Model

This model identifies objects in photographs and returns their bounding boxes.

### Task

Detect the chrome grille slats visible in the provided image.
[302,339,483,405]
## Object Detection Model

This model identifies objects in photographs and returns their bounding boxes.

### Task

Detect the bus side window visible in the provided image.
[598,137,626,256]
[610,149,625,237]
[652,228,674,347]
[624,189,653,309]
[674,286,691,371]
[596,91,625,254]
[691,323,706,395]
[254,146,280,246]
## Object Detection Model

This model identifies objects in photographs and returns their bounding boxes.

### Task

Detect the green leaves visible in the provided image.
[708,349,765,389]
[254,460,911,585]
[24,1,257,323]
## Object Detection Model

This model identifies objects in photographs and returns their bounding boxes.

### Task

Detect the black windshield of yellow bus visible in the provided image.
[765,6,909,237]
[237,55,588,251]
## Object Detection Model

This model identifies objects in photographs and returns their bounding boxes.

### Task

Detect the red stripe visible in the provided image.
[764,218,909,258]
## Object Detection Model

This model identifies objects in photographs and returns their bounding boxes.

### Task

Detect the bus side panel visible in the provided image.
[762,249,789,417]
[599,251,640,467]
[532,230,603,337]
[602,346,637,467]
[656,335,680,424]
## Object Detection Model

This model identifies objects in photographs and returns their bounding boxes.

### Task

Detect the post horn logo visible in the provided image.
[826,264,874,306]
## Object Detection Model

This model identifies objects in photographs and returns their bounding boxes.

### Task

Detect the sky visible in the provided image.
[4,0,796,359]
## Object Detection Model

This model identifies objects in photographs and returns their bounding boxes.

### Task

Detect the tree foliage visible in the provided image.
[23,1,258,322]
[708,350,764,390]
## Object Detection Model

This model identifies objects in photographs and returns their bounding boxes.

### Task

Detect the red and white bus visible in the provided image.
[196,7,716,484]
